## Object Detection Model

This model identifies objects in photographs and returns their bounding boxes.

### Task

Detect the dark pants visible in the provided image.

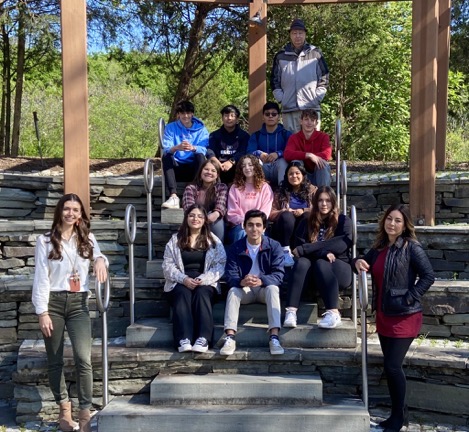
[44,291,92,410]
[162,153,206,196]
[379,334,414,422]
[271,211,307,247]
[219,165,236,185]
[286,256,352,309]
[167,283,216,348]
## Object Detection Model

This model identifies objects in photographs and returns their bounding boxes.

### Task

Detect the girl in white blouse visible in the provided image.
[32,194,108,432]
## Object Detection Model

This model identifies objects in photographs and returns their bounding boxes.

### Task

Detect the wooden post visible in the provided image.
[409,0,438,226]
[60,0,90,215]
[436,0,451,170]
[248,0,267,133]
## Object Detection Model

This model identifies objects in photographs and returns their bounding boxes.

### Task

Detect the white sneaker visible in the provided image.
[318,310,342,329]
[220,336,236,356]
[269,337,284,355]
[283,309,297,328]
[283,249,295,267]
[162,195,180,209]
[178,338,192,352]
[192,337,209,353]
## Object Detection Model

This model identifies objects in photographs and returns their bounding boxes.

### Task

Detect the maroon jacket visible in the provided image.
[284,130,332,173]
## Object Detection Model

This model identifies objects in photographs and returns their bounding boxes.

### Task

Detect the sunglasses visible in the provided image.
[264,111,279,117]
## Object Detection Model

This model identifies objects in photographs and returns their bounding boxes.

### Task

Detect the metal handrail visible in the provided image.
[335,118,342,208]
[143,159,154,261]
[351,205,357,327]
[341,160,347,215]
[158,118,166,203]
[358,269,369,410]
[125,204,137,324]
[95,275,111,408]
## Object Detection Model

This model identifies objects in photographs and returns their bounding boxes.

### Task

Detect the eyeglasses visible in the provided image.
[264,111,279,117]
[188,213,205,219]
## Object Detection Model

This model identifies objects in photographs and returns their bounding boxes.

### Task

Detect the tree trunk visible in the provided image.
[11,3,26,157]
[169,3,213,121]
[1,23,11,156]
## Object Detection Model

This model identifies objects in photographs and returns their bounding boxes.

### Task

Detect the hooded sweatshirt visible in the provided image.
[162,117,209,164]
[246,124,292,159]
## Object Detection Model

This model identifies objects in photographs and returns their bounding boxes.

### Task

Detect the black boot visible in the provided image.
[380,405,408,430]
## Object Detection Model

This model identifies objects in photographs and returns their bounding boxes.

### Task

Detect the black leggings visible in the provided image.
[162,153,206,196]
[378,334,414,418]
[286,256,352,309]
[167,283,215,348]
[271,211,307,247]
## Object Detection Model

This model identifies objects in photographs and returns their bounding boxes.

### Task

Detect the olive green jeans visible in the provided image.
[44,291,92,409]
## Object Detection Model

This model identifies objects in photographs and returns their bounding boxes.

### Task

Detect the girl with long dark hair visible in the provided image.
[162,204,226,353]
[32,194,108,432]
[283,186,352,329]
[269,160,317,266]
[354,204,434,432]
[182,159,228,242]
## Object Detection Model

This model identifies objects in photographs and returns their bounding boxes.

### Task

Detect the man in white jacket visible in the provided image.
[271,18,329,132]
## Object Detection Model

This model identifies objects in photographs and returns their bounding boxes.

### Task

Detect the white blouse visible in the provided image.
[32,232,108,315]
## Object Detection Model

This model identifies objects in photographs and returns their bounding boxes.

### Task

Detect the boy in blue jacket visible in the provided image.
[161,100,209,209]
[247,102,292,187]
[220,209,285,356]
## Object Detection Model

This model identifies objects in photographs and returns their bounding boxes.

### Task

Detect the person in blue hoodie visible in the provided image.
[247,102,292,188]
[161,101,209,209]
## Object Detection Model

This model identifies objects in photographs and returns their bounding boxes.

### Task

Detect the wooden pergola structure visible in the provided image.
[61,0,451,226]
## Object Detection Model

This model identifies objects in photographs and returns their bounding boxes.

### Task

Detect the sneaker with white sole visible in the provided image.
[162,195,180,209]
[283,250,295,267]
[283,309,297,328]
[269,337,284,355]
[192,337,209,353]
[318,310,342,329]
[220,336,236,356]
[178,338,192,352]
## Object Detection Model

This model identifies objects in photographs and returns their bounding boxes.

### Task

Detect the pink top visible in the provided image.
[226,182,274,226]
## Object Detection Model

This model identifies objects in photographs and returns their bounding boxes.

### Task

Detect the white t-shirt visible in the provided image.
[247,242,261,276]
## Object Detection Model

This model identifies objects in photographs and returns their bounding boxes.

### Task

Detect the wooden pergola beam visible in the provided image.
[60,0,90,215]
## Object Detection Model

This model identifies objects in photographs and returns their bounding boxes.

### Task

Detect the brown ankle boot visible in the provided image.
[78,409,91,432]
[59,401,78,432]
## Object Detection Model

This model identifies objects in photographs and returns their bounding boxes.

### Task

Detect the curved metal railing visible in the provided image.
[158,118,166,203]
[358,269,369,410]
[143,159,154,261]
[340,160,347,215]
[125,204,137,324]
[335,118,342,207]
[95,275,111,407]
[350,205,357,327]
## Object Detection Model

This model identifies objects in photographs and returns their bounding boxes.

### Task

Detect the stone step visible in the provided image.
[97,394,370,432]
[126,317,357,349]
[150,374,323,406]
[160,207,184,224]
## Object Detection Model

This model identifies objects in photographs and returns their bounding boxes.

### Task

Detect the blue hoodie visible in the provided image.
[162,117,209,164]
[246,123,292,159]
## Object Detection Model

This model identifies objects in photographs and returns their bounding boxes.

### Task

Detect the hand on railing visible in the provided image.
[358,270,368,311]
[95,274,111,314]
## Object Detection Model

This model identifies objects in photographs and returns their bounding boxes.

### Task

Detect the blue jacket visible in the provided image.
[162,117,209,164]
[247,124,292,159]
[225,236,285,288]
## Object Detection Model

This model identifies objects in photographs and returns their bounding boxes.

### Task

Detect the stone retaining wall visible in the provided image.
[1,171,469,224]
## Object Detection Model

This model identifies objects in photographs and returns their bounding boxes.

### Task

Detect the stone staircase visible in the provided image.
[98,373,369,432]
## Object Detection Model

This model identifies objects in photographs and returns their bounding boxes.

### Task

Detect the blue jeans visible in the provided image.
[44,291,92,409]
[307,163,331,187]
[228,224,246,244]
[210,218,225,243]
[262,158,288,187]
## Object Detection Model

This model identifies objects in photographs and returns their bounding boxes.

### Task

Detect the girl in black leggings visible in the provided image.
[354,204,434,432]
[283,186,352,329]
